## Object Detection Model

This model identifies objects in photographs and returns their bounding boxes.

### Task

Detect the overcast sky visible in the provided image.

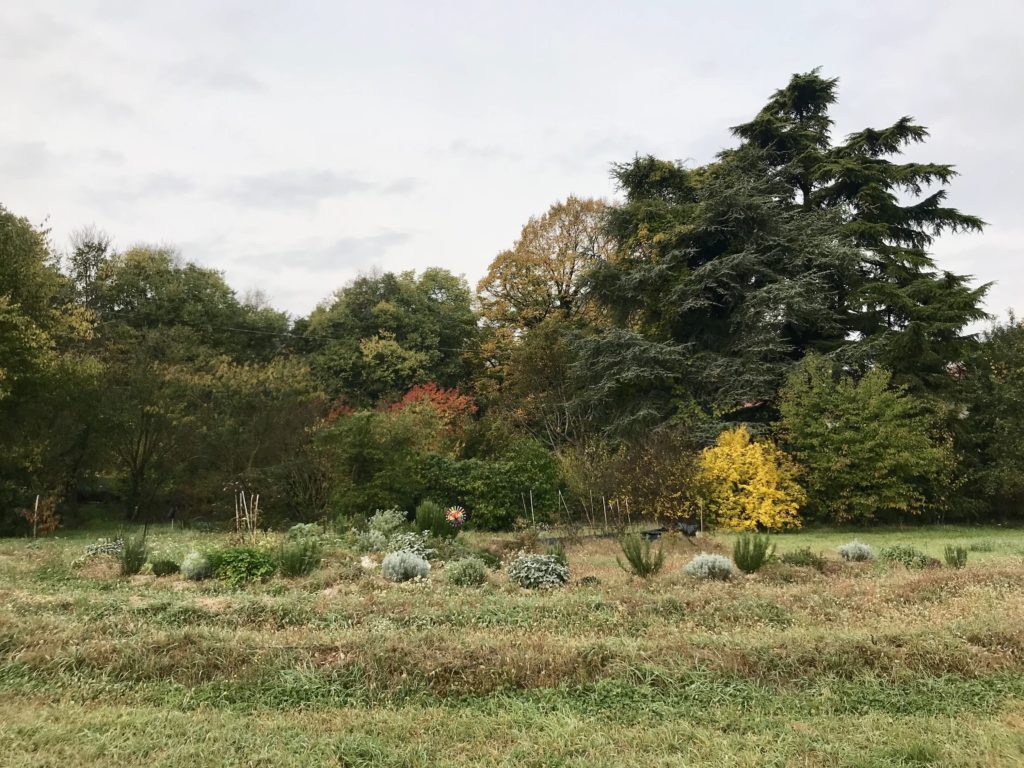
[3,1,1022,320]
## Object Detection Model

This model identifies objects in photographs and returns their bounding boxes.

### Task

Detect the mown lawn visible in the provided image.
[1,525,1022,767]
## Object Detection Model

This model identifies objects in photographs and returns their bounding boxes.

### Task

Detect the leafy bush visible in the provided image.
[352,528,387,553]
[369,508,407,536]
[386,531,434,559]
[944,544,968,569]
[838,541,875,562]
[286,523,322,542]
[415,500,454,539]
[779,547,827,571]
[445,557,487,587]
[732,534,775,574]
[85,537,123,557]
[880,544,930,569]
[695,426,805,531]
[381,550,430,582]
[118,528,149,576]
[279,538,322,577]
[150,559,180,577]
[617,534,666,579]
[211,547,277,586]
[181,551,212,581]
[471,548,502,570]
[506,554,569,589]
[684,553,734,580]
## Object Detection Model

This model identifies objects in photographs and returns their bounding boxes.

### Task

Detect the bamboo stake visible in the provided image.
[32,495,39,539]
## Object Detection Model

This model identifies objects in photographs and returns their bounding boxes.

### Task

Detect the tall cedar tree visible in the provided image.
[583,70,987,429]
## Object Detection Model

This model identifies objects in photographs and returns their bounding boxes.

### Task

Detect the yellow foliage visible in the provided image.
[695,426,805,531]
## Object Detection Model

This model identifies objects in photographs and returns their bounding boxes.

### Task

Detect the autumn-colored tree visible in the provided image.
[478,196,613,334]
[695,426,805,531]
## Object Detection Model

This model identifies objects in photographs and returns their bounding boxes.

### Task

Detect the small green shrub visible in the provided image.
[544,540,568,566]
[880,543,930,569]
[617,534,666,579]
[386,531,434,559]
[471,548,502,570]
[353,528,387,553]
[415,500,454,539]
[506,554,569,589]
[286,523,322,541]
[684,553,734,580]
[943,544,968,569]
[85,538,123,557]
[279,538,322,577]
[838,540,875,562]
[150,559,180,577]
[445,557,487,587]
[732,534,775,574]
[212,547,277,586]
[368,508,406,536]
[968,540,995,552]
[181,551,212,581]
[381,550,430,582]
[779,546,826,571]
[118,527,149,576]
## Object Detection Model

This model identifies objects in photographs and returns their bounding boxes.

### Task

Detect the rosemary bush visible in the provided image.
[732,534,775,574]
[617,534,666,579]
[944,544,968,569]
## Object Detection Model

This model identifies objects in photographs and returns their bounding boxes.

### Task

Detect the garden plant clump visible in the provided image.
[684,553,734,580]
[381,550,430,582]
[944,544,969,569]
[879,543,932,570]
[732,533,775,574]
[149,558,180,577]
[180,551,213,581]
[617,534,666,579]
[444,556,488,587]
[837,541,875,562]
[506,553,569,589]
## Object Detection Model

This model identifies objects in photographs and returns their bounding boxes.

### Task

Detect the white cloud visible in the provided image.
[1,0,1021,318]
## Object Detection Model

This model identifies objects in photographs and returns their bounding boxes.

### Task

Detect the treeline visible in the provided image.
[2,70,1023,533]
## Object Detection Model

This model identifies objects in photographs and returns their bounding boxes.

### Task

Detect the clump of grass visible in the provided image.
[118,527,148,576]
[968,540,995,552]
[944,544,968,569]
[684,553,734,580]
[880,544,931,570]
[445,557,487,587]
[838,540,875,562]
[617,534,666,579]
[779,546,826,571]
[732,534,775,574]
[278,538,322,577]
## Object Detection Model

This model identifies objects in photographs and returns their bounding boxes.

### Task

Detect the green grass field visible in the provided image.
[1,525,1023,767]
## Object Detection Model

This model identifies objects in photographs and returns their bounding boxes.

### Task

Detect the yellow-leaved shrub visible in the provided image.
[695,426,804,531]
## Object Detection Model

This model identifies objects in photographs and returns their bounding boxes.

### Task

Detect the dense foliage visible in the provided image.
[0,70,1017,534]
